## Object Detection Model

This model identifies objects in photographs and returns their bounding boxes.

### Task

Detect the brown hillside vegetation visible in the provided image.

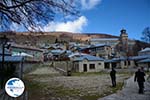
[0,31,119,46]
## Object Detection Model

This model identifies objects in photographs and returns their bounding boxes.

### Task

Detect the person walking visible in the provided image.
[110,67,116,87]
[134,67,146,94]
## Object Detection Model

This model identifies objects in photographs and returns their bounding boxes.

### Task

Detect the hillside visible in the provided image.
[0,31,119,46]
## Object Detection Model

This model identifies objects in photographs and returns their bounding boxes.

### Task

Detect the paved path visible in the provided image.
[98,76,150,100]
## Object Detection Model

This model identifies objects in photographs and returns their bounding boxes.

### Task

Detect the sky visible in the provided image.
[10,0,150,40]
[80,0,150,40]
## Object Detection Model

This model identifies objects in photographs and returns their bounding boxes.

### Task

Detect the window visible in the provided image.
[89,64,95,69]
[128,61,130,66]
[98,63,101,65]
[124,61,126,66]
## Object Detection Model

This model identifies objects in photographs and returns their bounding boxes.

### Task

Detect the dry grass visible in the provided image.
[24,66,131,100]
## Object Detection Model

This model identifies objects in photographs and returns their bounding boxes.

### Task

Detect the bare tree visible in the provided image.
[0,0,79,31]
[141,27,150,43]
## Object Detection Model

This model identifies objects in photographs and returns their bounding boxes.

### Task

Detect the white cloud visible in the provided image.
[10,23,20,31]
[10,23,26,32]
[9,16,87,33]
[81,0,102,10]
[43,16,87,33]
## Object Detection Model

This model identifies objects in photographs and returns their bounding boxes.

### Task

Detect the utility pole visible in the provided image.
[0,35,8,89]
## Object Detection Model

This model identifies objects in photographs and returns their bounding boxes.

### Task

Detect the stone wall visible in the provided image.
[23,62,42,73]
[53,61,73,71]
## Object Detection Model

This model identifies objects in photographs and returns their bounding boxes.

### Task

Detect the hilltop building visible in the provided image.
[90,29,136,58]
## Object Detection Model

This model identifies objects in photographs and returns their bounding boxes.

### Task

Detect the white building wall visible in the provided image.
[78,62,83,72]
[120,61,125,68]
[130,60,136,67]
[78,61,104,72]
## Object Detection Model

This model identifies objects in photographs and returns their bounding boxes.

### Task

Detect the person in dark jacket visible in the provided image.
[110,67,116,87]
[134,67,145,94]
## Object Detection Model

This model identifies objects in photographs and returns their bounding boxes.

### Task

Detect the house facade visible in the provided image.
[80,44,112,59]
[10,44,44,62]
[138,48,150,56]
[104,57,132,69]
[0,48,24,81]
[71,54,104,72]
[90,38,119,54]
[73,60,104,72]
[137,48,150,70]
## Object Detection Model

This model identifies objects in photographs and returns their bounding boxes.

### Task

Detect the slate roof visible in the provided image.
[139,48,150,52]
[130,55,150,60]
[91,44,110,48]
[138,58,150,63]
[73,55,104,61]
[104,59,117,63]
[104,57,127,63]
[79,44,110,51]
[12,52,33,57]
[105,55,150,63]
[11,44,44,52]
[51,49,65,55]
[68,52,87,58]
[0,56,24,62]
[51,49,72,56]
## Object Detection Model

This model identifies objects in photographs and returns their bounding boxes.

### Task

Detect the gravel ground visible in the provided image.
[26,67,131,100]
[33,75,127,94]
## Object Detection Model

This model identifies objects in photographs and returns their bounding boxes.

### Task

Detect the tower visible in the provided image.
[120,29,128,55]
[120,29,128,42]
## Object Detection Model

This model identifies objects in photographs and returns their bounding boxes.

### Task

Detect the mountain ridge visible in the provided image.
[0,31,119,47]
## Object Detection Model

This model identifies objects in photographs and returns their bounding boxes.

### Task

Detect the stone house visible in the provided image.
[48,49,72,61]
[80,44,112,59]
[0,49,24,78]
[116,47,150,70]
[104,53,150,69]
[90,38,119,54]
[10,44,44,62]
[138,58,150,71]
[138,48,150,56]
[104,57,132,69]
[136,48,150,70]
[71,54,104,72]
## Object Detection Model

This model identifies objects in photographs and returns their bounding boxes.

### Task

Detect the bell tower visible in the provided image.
[120,28,128,54]
[120,29,128,41]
